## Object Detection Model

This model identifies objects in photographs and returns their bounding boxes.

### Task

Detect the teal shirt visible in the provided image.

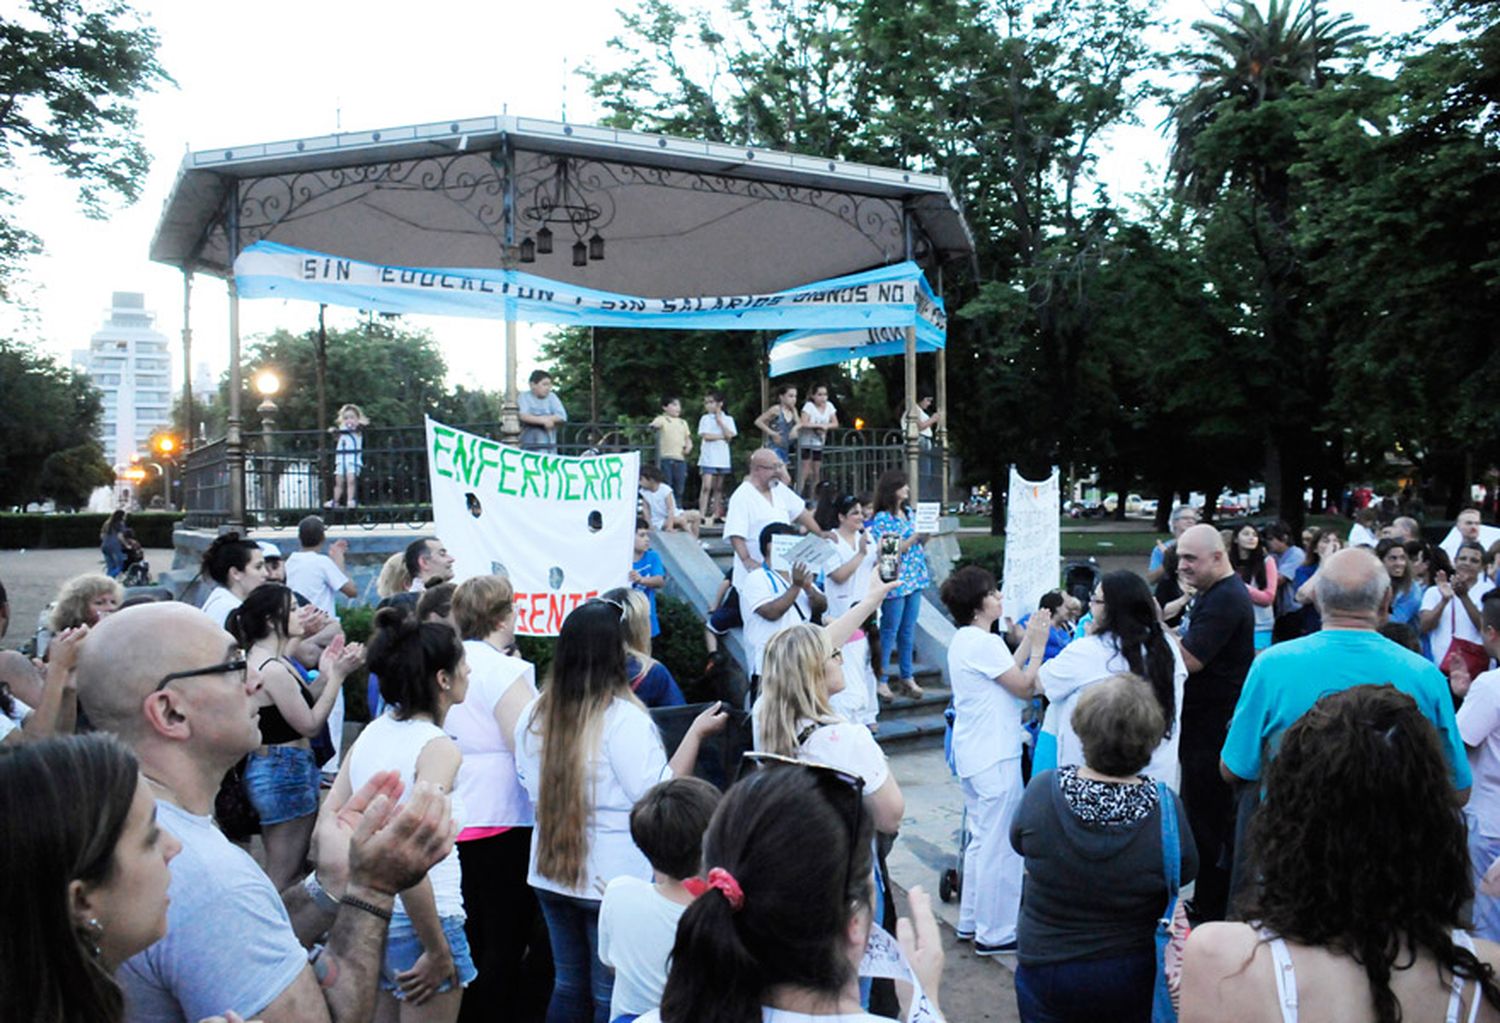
[1221,629,1471,790]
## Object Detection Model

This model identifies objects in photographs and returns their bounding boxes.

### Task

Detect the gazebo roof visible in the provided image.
[149,114,974,297]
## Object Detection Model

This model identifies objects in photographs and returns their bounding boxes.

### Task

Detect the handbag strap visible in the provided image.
[1158,781,1180,902]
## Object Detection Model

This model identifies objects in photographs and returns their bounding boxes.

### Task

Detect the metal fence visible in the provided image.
[182,421,659,529]
[180,421,941,528]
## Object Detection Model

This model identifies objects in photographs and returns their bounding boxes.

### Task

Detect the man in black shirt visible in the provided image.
[1175,523,1255,922]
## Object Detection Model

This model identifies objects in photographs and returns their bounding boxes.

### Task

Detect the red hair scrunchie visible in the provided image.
[705,867,745,912]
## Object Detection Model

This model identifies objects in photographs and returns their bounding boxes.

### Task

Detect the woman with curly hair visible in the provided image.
[48,573,123,637]
[1181,684,1500,1022]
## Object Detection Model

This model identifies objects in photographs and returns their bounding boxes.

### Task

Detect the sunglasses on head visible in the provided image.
[741,752,866,901]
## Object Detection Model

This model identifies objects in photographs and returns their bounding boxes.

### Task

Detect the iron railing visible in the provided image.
[180,422,944,528]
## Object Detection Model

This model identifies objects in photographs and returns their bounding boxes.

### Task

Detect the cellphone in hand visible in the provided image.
[878,535,901,582]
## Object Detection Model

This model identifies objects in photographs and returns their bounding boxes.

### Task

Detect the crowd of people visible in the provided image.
[9,439,1500,1023]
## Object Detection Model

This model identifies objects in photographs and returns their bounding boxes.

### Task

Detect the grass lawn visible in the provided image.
[958,531,1162,560]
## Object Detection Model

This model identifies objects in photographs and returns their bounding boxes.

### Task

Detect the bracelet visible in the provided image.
[340,894,393,922]
[302,872,341,913]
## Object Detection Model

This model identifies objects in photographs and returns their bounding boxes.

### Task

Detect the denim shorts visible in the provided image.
[380,914,477,997]
[242,745,321,825]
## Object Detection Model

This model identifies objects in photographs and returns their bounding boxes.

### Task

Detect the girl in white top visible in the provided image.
[1421,541,1495,667]
[447,575,540,1014]
[753,570,903,835]
[1038,571,1188,789]
[696,390,738,526]
[514,599,728,1023]
[796,384,838,495]
[196,532,267,629]
[639,762,948,1023]
[938,565,1051,952]
[334,606,473,1021]
[1181,685,1500,1023]
[817,491,881,728]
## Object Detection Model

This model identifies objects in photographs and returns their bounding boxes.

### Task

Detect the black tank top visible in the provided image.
[257,657,315,746]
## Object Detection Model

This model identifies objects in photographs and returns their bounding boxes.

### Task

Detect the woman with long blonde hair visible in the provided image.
[600,587,684,708]
[514,600,726,1023]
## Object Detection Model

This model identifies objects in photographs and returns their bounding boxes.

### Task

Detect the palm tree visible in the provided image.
[1164,0,1364,532]
[1168,0,1364,206]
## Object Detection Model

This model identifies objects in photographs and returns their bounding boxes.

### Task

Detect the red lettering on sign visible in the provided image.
[511,590,603,635]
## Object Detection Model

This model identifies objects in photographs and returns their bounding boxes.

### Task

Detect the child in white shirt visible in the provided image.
[598,777,722,1021]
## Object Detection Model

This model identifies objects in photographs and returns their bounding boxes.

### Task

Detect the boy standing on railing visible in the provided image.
[696,390,737,527]
[518,368,568,451]
[651,394,693,504]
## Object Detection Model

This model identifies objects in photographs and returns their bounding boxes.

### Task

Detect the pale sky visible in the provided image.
[2,0,1428,399]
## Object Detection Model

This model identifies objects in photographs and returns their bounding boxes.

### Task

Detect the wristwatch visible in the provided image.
[302,872,341,913]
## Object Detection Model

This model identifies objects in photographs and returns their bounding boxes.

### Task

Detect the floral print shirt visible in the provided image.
[867,507,931,598]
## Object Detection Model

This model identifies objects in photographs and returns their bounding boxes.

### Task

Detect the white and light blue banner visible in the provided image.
[768,275,946,376]
[234,241,939,334]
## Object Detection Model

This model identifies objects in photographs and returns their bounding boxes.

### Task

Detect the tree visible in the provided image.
[38,442,113,510]
[202,319,463,435]
[585,0,1164,529]
[0,0,172,296]
[0,339,106,508]
[1165,0,1365,531]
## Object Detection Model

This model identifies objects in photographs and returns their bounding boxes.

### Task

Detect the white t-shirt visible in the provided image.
[946,626,1024,777]
[598,876,687,1019]
[724,480,808,589]
[825,531,875,620]
[1458,667,1500,838]
[741,566,813,676]
[1441,524,1500,561]
[640,485,673,530]
[199,586,242,630]
[1038,632,1188,789]
[799,401,837,448]
[514,695,674,899]
[1347,522,1379,548]
[447,641,536,828]
[1422,579,1496,665]
[798,719,890,792]
[696,411,737,470]
[284,551,350,616]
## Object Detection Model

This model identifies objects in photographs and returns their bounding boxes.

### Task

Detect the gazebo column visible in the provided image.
[904,324,920,502]
[937,345,950,505]
[181,271,193,447]
[225,188,246,530]
[501,317,520,443]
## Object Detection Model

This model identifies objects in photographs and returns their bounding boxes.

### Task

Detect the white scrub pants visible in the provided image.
[957,756,1025,945]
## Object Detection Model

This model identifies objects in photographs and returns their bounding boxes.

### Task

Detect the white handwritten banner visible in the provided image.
[235,240,934,333]
[425,417,639,636]
[1000,468,1061,629]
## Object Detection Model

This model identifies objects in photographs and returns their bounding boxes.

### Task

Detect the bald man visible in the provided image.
[1221,548,1470,793]
[723,448,822,591]
[1173,524,1255,923]
[76,602,457,1023]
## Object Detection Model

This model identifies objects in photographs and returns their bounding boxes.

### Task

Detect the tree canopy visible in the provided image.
[0,339,108,509]
[0,0,171,297]
[564,0,1500,528]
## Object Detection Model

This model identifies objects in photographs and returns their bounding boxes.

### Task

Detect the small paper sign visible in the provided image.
[769,534,840,572]
[913,501,941,534]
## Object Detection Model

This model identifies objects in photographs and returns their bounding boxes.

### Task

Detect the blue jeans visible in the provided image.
[879,590,922,680]
[659,458,687,503]
[1014,949,1156,1023]
[535,888,612,1023]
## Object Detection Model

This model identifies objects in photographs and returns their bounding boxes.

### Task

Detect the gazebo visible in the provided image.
[149,113,976,526]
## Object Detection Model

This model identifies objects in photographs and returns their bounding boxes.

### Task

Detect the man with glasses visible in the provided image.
[723,449,823,593]
[75,602,458,1023]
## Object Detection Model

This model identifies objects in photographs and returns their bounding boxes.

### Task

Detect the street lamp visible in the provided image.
[254,368,282,516]
[152,433,180,510]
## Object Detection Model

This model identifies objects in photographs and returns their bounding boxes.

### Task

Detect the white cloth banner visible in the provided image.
[1000,468,1061,628]
[425,417,639,636]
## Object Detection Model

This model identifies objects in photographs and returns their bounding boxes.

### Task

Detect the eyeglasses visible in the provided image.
[153,657,248,693]
[829,647,844,662]
[741,752,866,902]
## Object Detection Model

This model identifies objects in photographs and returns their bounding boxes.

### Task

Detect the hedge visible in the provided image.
[0,512,185,550]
